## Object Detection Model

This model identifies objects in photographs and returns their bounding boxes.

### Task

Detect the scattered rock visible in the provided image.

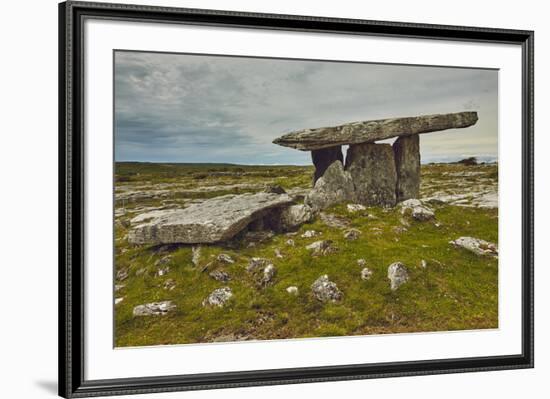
[346,143,397,207]
[262,264,277,286]
[133,301,176,316]
[344,228,361,241]
[217,253,235,264]
[247,257,272,273]
[202,287,233,307]
[115,297,124,305]
[357,259,367,267]
[399,199,435,221]
[420,259,428,268]
[347,204,366,213]
[319,212,350,229]
[163,279,177,290]
[115,284,125,292]
[305,161,356,211]
[388,262,409,291]
[116,268,129,281]
[301,230,319,238]
[286,239,295,247]
[129,192,294,244]
[274,248,284,259]
[191,246,201,267]
[311,275,343,303]
[449,236,498,258]
[361,268,373,281]
[209,270,231,282]
[286,286,299,295]
[306,240,338,256]
[156,265,170,277]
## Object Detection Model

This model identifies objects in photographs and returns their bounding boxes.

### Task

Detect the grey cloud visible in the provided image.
[115,51,497,164]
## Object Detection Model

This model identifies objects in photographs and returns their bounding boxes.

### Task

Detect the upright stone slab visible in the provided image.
[393,134,420,202]
[345,143,397,207]
[311,146,343,184]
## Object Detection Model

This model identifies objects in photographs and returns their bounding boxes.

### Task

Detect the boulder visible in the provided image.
[387,262,409,291]
[399,199,435,221]
[133,301,176,316]
[311,146,344,184]
[272,112,478,151]
[450,236,498,258]
[202,287,233,307]
[346,143,397,207]
[311,275,343,303]
[128,192,294,244]
[393,134,420,201]
[305,161,355,211]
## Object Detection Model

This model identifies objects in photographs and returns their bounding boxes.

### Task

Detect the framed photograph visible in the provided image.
[59,1,534,397]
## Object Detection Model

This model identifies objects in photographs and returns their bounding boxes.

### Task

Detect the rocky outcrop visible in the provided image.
[393,134,420,201]
[128,192,294,245]
[305,160,355,211]
[346,143,397,207]
[273,112,478,151]
[311,146,344,184]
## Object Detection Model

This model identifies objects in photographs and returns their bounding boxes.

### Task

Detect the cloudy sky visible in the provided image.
[114,51,498,165]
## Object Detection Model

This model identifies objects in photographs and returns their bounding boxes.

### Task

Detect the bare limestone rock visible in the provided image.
[286,286,299,295]
[202,287,233,307]
[344,228,361,241]
[311,146,344,184]
[273,112,478,151]
[347,203,366,213]
[450,236,498,258]
[361,268,373,281]
[129,192,294,245]
[305,161,355,212]
[346,143,397,207]
[209,270,231,282]
[393,134,420,201]
[276,204,315,231]
[306,240,338,256]
[387,262,409,291]
[133,301,176,317]
[319,212,350,229]
[399,199,435,221]
[217,254,235,264]
[311,275,343,303]
[191,246,201,267]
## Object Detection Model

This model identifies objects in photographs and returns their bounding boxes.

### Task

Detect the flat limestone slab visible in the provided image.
[273,112,478,150]
[128,192,294,245]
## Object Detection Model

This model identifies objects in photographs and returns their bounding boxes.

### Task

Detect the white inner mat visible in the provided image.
[84,18,523,380]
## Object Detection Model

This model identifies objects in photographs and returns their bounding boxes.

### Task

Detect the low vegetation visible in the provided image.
[114,162,498,347]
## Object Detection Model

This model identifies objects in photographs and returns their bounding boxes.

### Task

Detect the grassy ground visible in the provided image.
[114,162,498,347]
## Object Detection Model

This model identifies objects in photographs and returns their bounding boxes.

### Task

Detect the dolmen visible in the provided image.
[273,112,478,210]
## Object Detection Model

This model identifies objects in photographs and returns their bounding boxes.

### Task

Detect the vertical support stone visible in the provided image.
[311,146,343,185]
[345,143,397,207]
[393,134,420,202]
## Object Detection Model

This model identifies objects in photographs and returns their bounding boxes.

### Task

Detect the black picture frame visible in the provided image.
[59,1,534,397]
